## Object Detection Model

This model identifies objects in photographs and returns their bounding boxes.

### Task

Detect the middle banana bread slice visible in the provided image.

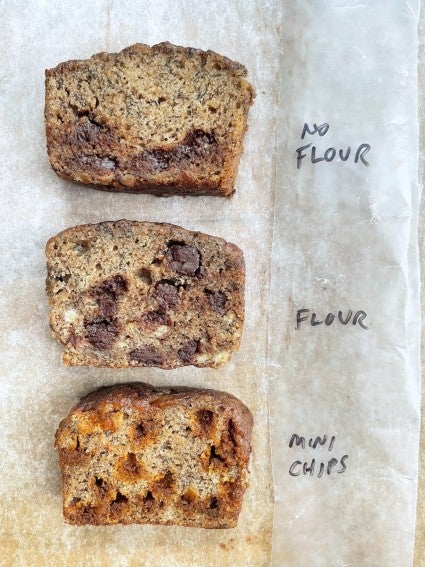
[46,220,245,368]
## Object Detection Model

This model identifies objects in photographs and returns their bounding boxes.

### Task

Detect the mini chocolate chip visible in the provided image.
[123,453,140,475]
[205,290,227,315]
[154,281,180,309]
[94,477,108,496]
[156,471,174,490]
[110,492,128,512]
[128,346,164,366]
[79,506,96,521]
[177,340,199,363]
[85,319,120,350]
[143,491,155,508]
[168,244,200,276]
[196,409,214,429]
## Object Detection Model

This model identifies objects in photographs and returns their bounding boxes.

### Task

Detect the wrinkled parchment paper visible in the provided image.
[0,1,422,566]
[414,2,425,565]
[269,1,421,566]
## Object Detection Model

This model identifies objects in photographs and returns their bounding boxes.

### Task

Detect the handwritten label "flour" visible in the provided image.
[296,122,371,169]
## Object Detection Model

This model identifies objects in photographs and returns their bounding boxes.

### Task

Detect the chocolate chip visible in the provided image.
[177,340,199,363]
[142,310,169,327]
[94,477,108,496]
[180,492,196,507]
[144,149,171,171]
[154,281,180,309]
[156,471,174,490]
[77,155,117,170]
[128,346,164,366]
[85,318,120,350]
[95,275,128,297]
[137,129,222,174]
[79,506,96,521]
[123,453,140,475]
[91,275,128,319]
[110,492,128,512]
[196,266,207,278]
[205,290,227,315]
[142,491,155,509]
[76,120,101,143]
[196,409,214,429]
[167,244,200,276]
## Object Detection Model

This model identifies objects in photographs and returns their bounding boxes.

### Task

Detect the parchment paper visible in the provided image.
[0,1,280,565]
[0,2,422,567]
[414,2,425,565]
[269,2,421,566]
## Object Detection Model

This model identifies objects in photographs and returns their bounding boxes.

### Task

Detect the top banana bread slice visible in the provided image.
[45,42,254,196]
[46,220,244,368]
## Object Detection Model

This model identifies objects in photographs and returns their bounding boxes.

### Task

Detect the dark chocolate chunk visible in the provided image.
[142,310,169,327]
[94,275,128,297]
[168,244,200,276]
[91,275,128,319]
[205,290,227,315]
[75,119,101,143]
[135,129,222,175]
[128,346,164,366]
[76,155,117,171]
[177,340,199,363]
[85,318,120,350]
[154,281,180,309]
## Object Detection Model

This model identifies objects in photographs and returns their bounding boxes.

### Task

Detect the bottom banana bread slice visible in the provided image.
[55,383,253,528]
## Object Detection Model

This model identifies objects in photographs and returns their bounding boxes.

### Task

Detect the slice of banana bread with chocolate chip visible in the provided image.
[55,383,253,528]
[45,42,254,196]
[46,220,244,368]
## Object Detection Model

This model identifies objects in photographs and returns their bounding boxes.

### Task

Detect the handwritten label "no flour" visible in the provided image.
[296,122,371,169]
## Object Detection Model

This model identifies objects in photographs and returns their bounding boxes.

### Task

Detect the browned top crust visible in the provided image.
[64,382,253,457]
[56,383,253,528]
[45,42,255,196]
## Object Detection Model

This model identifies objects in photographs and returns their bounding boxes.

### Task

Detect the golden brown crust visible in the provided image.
[55,383,253,528]
[45,42,254,197]
[46,220,245,368]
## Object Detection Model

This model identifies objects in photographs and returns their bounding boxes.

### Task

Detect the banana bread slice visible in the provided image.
[55,383,253,528]
[45,42,254,196]
[46,220,244,368]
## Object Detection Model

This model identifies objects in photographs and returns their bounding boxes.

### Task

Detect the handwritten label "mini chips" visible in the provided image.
[288,433,348,478]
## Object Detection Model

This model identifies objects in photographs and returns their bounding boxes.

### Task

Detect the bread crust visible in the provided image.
[55,383,253,528]
[45,42,255,196]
